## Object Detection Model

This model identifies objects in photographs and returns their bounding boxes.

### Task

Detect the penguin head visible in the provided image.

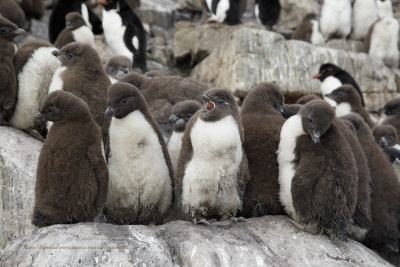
[169,100,202,132]
[324,84,360,106]
[65,12,87,31]
[52,42,100,67]
[341,113,371,138]
[372,125,399,147]
[200,88,238,122]
[241,82,286,115]
[296,94,321,105]
[105,82,147,119]
[0,15,25,41]
[119,72,146,89]
[382,97,400,116]
[299,100,335,144]
[282,104,302,119]
[104,56,132,80]
[36,91,91,123]
[313,63,342,81]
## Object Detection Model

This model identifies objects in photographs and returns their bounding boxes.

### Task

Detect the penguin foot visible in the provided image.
[193,218,210,225]
[288,219,320,235]
[230,216,247,223]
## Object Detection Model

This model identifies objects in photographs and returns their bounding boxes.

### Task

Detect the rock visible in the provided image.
[190,27,398,110]
[322,39,365,54]
[1,216,392,266]
[136,0,178,29]
[277,0,320,30]
[0,127,42,248]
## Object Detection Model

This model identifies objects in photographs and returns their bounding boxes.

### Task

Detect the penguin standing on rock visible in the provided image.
[324,85,375,128]
[313,63,365,107]
[54,12,94,49]
[350,0,378,40]
[104,82,173,225]
[32,90,108,227]
[205,0,242,25]
[277,100,358,241]
[380,97,400,136]
[254,0,281,30]
[319,0,352,39]
[342,113,400,254]
[167,100,202,174]
[291,14,324,45]
[10,40,61,137]
[176,88,249,224]
[104,56,132,84]
[99,0,148,72]
[0,16,25,125]
[241,83,286,217]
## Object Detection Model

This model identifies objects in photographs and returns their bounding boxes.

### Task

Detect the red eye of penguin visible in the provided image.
[206,101,215,111]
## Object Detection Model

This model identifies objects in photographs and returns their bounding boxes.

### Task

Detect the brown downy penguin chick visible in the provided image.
[342,113,400,254]
[120,72,207,135]
[0,0,27,29]
[296,94,321,105]
[10,40,61,138]
[0,16,25,125]
[324,84,375,128]
[168,100,202,174]
[145,69,171,78]
[240,83,286,217]
[176,88,249,224]
[282,104,302,119]
[381,97,400,136]
[54,12,94,49]
[49,42,111,147]
[278,100,358,241]
[19,0,45,21]
[104,82,173,225]
[291,13,324,45]
[104,55,132,84]
[32,90,108,227]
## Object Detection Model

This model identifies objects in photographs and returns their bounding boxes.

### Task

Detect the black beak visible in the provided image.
[380,137,389,147]
[52,50,61,57]
[66,21,72,29]
[105,106,114,117]
[169,114,179,124]
[35,112,44,122]
[324,93,333,99]
[201,94,213,102]
[12,28,25,36]
[378,107,385,113]
[121,67,130,74]
[279,105,287,115]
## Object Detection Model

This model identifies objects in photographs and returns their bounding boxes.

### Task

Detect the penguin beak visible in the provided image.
[169,114,179,124]
[201,94,215,111]
[380,137,389,147]
[279,105,287,116]
[97,0,108,5]
[324,93,333,99]
[312,73,321,79]
[12,28,25,36]
[35,112,44,122]
[105,106,114,117]
[52,50,61,57]
[66,21,72,29]
[121,67,130,74]
[311,130,321,144]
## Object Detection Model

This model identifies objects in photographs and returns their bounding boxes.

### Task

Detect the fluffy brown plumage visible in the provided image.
[54,12,88,49]
[296,94,321,105]
[291,13,317,43]
[104,56,132,82]
[241,82,286,217]
[0,0,26,29]
[381,97,400,136]
[32,90,108,227]
[19,0,45,20]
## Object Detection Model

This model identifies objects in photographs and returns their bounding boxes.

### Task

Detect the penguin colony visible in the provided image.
[1,0,400,265]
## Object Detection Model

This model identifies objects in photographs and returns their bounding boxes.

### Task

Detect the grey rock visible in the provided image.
[137,0,178,29]
[322,39,365,54]
[0,127,42,248]
[1,217,393,266]
[190,27,397,110]
[277,0,320,30]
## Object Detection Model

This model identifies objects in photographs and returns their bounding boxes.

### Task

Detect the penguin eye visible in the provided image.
[216,100,225,105]
[186,113,193,118]
[308,116,314,124]
[67,53,73,59]
[0,27,10,34]
[389,135,394,141]
[47,107,54,114]
[120,99,128,105]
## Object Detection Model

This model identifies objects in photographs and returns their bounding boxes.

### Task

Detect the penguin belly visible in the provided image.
[72,25,95,48]
[181,115,243,217]
[320,0,352,38]
[10,47,61,130]
[320,76,342,107]
[102,9,133,60]
[167,131,184,174]
[107,110,172,222]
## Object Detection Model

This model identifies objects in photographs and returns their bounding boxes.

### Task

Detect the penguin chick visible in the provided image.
[313,63,365,107]
[168,100,202,174]
[176,88,249,224]
[296,94,321,105]
[241,82,286,217]
[32,90,108,227]
[99,0,148,72]
[381,97,400,136]
[365,17,399,68]
[350,0,378,40]
[319,0,352,39]
[0,16,25,125]
[104,55,132,84]
[324,84,375,128]
[104,82,173,225]
[278,100,358,241]
[206,0,242,25]
[54,12,94,49]
[376,0,394,18]
[282,104,301,119]
[342,113,400,253]
[254,0,281,30]
[10,40,61,137]
[49,42,111,147]
[291,13,324,45]
[0,0,27,29]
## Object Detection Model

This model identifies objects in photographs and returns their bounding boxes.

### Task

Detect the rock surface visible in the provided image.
[0,127,42,248]
[277,0,320,30]
[187,25,397,110]
[0,216,393,267]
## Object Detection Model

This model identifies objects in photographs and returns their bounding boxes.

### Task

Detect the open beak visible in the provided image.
[104,106,114,117]
[311,130,321,144]
[52,50,61,57]
[312,73,321,79]
[201,94,215,111]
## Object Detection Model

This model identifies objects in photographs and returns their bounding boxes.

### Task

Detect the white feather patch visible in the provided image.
[351,0,378,40]
[254,3,260,24]
[109,76,118,84]
[277,114,305,221]
[10,47,61,130]
[72,25,95,48]
[107,110,172,214]
[212,0,230,23]
[48,66,66,94]
[320,76,342,107]
[167,131,184,174]
[80,3,92,30]
[132,36,139,50]
[310,20,325,45]
[377,0,394,18]
[181,115,243,216]
[335,102,352,117]
[320,0,352,38]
